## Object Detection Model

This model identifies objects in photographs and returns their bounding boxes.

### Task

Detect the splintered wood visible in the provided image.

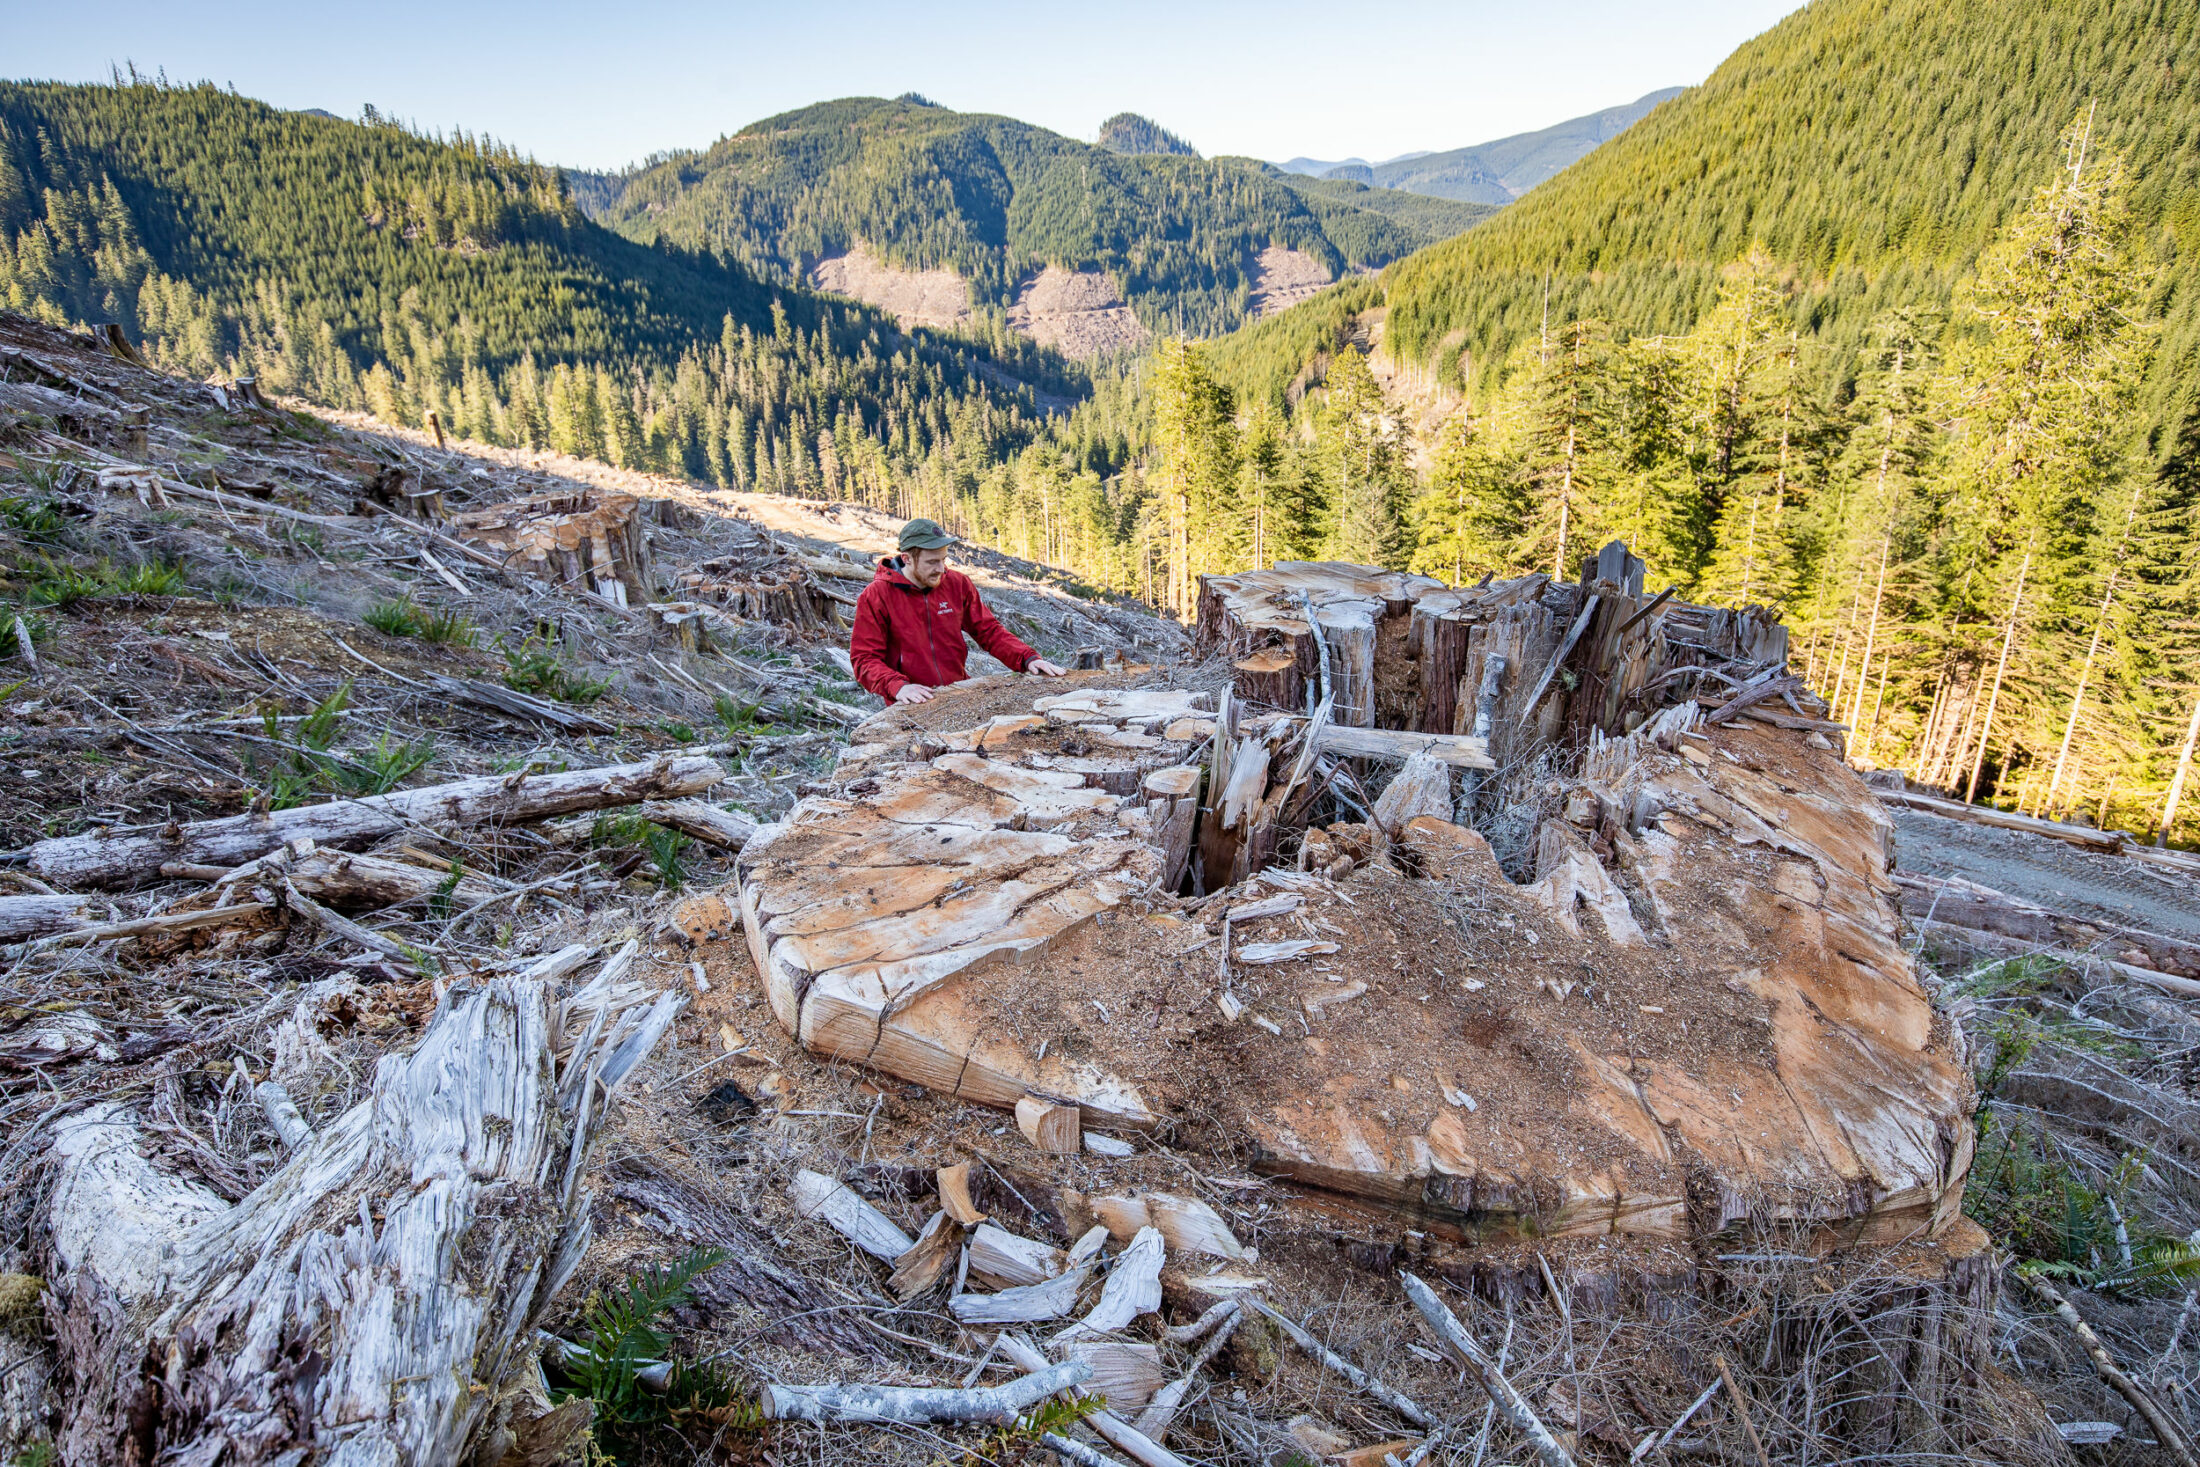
[732,552,1974,1248]
[453,487,651,606]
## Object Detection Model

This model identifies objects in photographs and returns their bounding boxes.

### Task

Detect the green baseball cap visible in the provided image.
[898,517,958,551]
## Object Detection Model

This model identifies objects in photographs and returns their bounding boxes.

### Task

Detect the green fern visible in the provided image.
[958,1393,1104,1467]
[551,1247,753,1463]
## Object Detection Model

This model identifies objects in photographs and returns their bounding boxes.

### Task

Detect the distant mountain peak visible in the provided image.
[1276,87,1684,204]
[1096,113,1198,158]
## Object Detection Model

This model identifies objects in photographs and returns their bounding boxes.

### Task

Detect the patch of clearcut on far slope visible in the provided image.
[810,243,972,330]
[1006,267,1149,359]
[1250,244,1333,316]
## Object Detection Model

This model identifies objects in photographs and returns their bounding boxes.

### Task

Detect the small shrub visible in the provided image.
[364,596,424,636]
[417,605,477,645]
[500,631,608,704]
[711,692,771,739]
[20,554,184,605]
[642,826,691,887]
[113,560,186,596]
[22,556,107,608]
[0,496,66,543]
[365,594,476,645]
[249,682,435,807]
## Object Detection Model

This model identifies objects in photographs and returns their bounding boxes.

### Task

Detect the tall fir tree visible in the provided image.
[1409,408,1521,585]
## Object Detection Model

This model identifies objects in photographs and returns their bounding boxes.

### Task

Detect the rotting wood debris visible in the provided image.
[2,311,2195,1465]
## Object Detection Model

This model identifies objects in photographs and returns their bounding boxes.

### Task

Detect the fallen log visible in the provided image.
[1876,788,2124,853]
[0,893,89,941]
[427,674,616,734]
[1400,1272,1574,1467]
[1908,918,2200,1000]
[19,754,724,889]
[1317,726,1495,770]
[761,1357,1091,1424]
[45,966,673,1465]
[1895,871,2200,980]
[2017,1272,2197,1467]
[1250,1297,1433,1429]
[273,846,499,909]
[640,799,757,851]
[39,901,274,948]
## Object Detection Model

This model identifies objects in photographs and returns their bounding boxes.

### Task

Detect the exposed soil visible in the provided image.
[1249,244,1333,317]
[808,243,973,331]
[1006,266,1151,359]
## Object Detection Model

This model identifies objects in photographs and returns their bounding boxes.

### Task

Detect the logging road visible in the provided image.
[1889,807,2200,942]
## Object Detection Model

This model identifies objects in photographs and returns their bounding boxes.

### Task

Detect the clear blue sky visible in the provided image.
[10,0,1801,172]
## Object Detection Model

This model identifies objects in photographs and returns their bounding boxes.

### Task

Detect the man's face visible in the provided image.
[906,546,949,589]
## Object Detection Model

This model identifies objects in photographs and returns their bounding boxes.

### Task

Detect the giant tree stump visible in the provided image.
[730,628,1973,1248]
[455,488,652,606]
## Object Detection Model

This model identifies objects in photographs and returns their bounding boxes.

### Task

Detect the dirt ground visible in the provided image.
[1890,806,2200,940]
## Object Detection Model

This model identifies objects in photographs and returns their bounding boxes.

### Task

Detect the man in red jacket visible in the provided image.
[850,519,1067,704]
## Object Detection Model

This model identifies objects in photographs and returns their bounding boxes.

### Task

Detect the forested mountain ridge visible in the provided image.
[1378,0,2200,430]
[1096,113,1198,157]
[1367,88,1686,203]
[1102,0,2200,845]
[583,97,1490,340]
[0,78,1081,500]
[1276,88,1683,202]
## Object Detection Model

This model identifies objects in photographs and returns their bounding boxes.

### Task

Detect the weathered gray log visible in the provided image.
[1896,872,2200,980]
[19,754,724,889]
[427,674,616,735]
[761,1358,1091,1423]
[45,964,674,1466]
[1400,1272,1575,1467]
[0,894,89,941]
[1250,1297,1433,1428]
[1316,726,1494,770]
[2018,1272,2197,1467]
[1909,918,2200,1000]
[640,800,758,850]
[1876,787,2124,853]
[40,901,274,948]
[271,846,498,909]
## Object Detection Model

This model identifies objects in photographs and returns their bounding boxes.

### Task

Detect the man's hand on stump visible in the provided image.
[893,683,936,704]
[1027,659,1069,677]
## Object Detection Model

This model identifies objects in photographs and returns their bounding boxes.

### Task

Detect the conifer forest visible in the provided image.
[4,0,2200,849]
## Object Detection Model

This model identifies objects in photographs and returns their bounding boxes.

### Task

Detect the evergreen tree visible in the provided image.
[1409,409,1520,585]
[1934,111,2157,802]
[1149,337,1237,616]
[1316,346,1403,566]
[1513,320,1612,579]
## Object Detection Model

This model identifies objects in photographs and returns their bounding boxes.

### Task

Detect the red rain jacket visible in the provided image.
[849,557,1039,699]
